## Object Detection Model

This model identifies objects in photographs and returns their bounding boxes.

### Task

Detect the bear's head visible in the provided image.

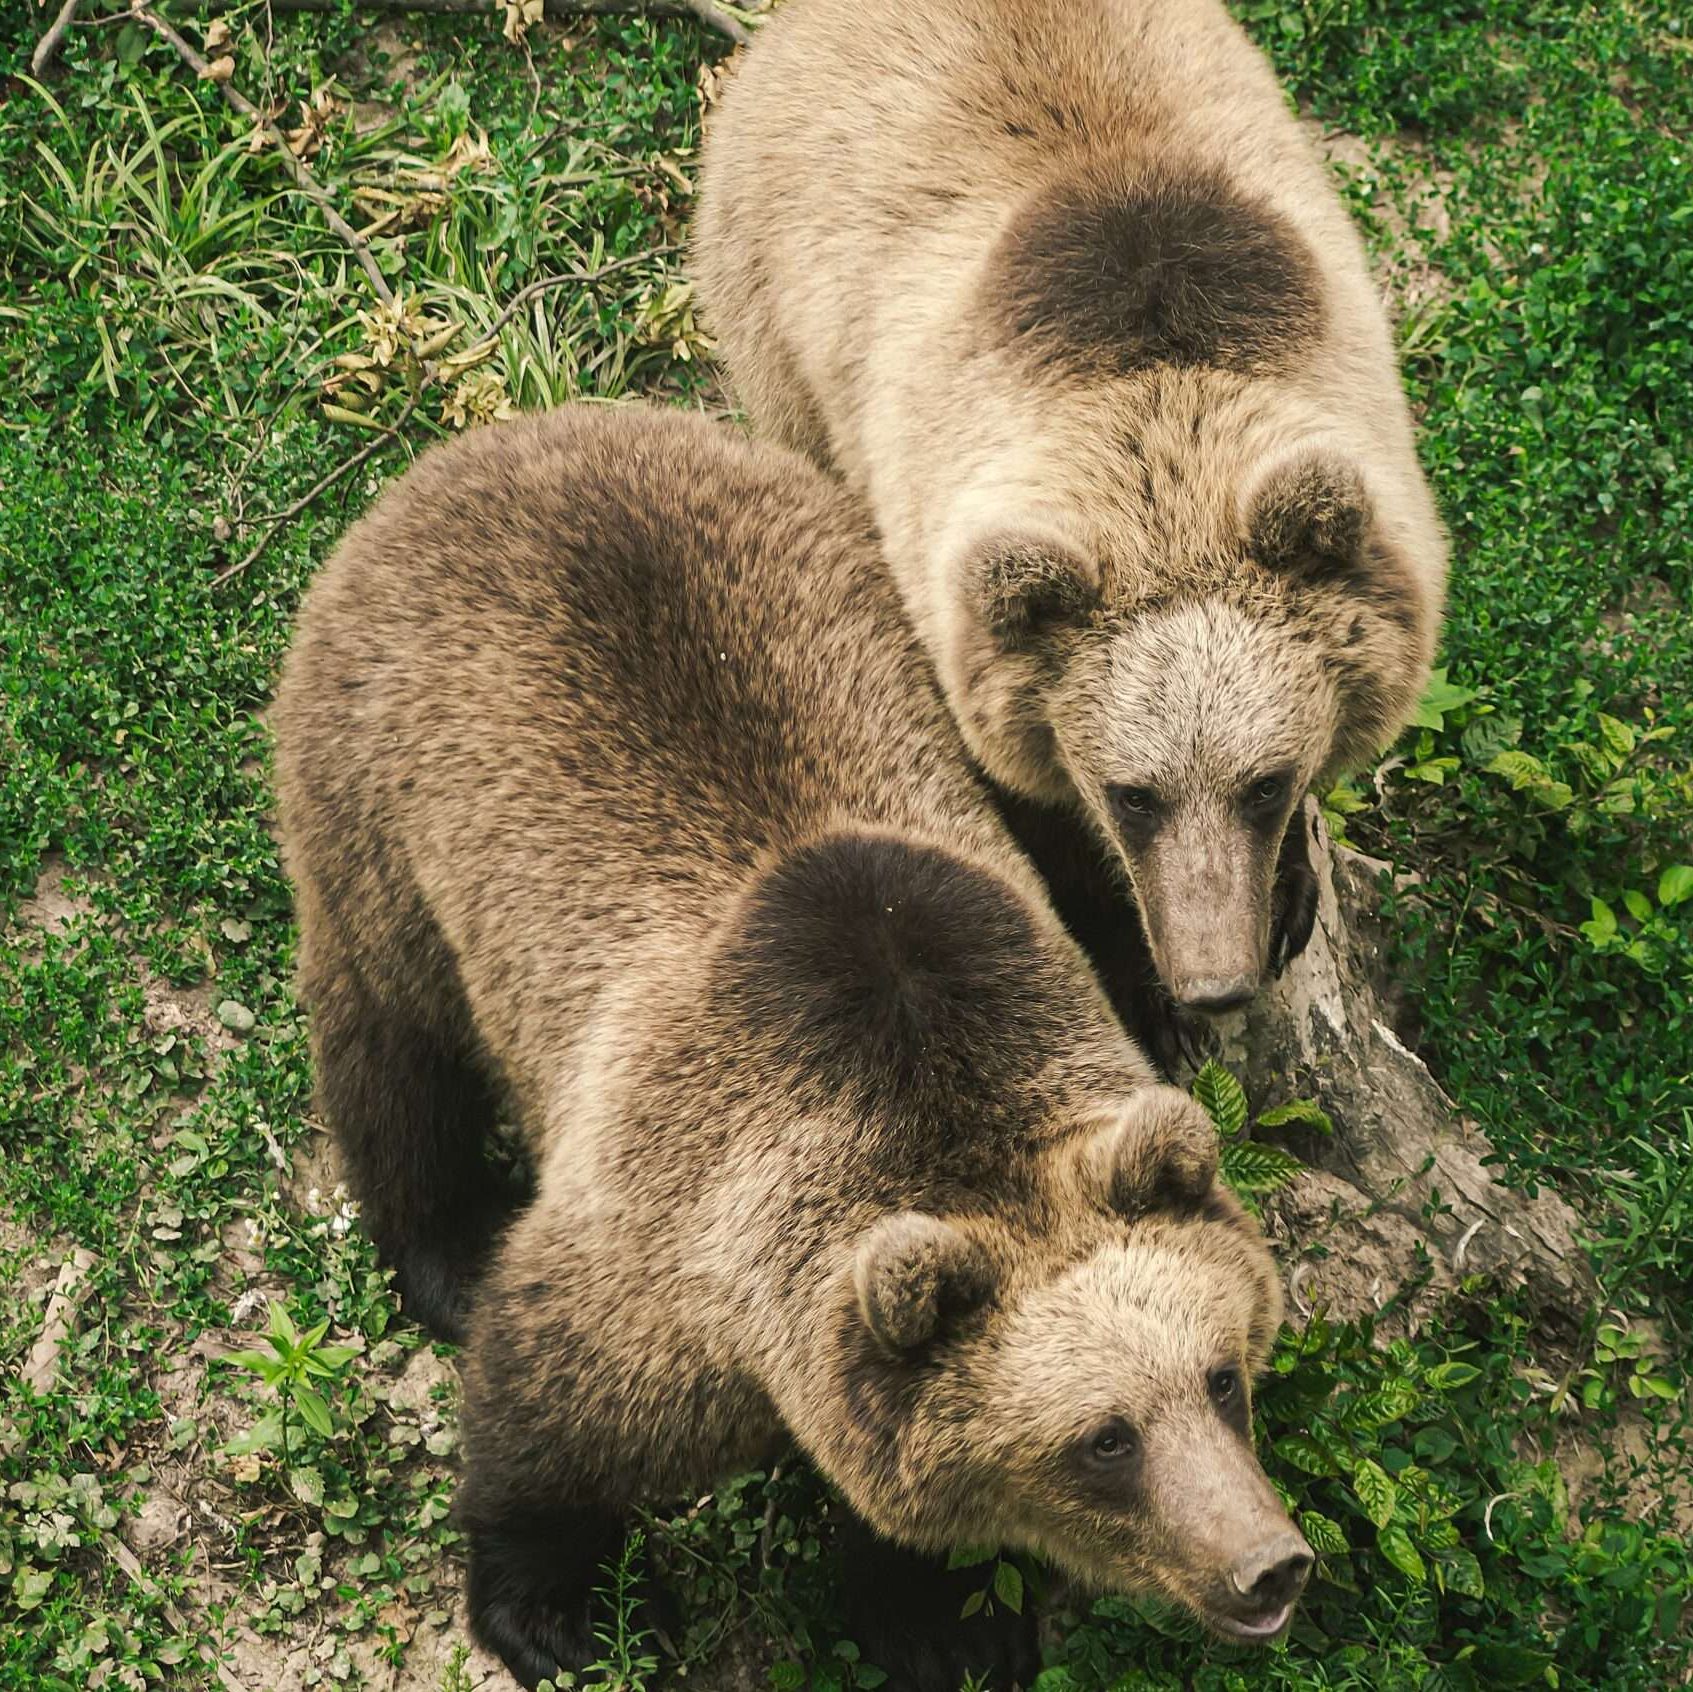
[940,438,1436,1012]
[819,1085,1312,1645]
[929,165,1445,1009]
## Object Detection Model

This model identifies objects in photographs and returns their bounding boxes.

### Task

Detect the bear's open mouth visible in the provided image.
[1205,1600,1293,1642]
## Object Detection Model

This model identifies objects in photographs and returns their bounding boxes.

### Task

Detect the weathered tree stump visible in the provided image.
[1213,806,1594,1331]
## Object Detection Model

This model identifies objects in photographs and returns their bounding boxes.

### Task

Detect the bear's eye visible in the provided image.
[1086,1417,1139,1463]
[1107,784,1160,823]
[1245,774,1286,810]
[1208,1365,1242,1406]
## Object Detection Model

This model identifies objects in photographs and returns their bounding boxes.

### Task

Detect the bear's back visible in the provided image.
[274,405,1005,1108]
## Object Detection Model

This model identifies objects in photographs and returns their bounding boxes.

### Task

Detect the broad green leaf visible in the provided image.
[1414,1426,1458,1464]
[1274,1433,1338,1476]
[992,1560,1025,1614]
[1623,888,1653,923]
[1299,1510,1349,1557]
[1486,750,1574,810]
[1192,1060,1248,1138]
[768,1663,806,1691]
[1598,713,1636,761]
[299,1319,331,1354]
[1321,778,1369,816]
[1426,1361,1482,1392]
[1580,897,1618,946]
[959,1588,986,1619]
[946,1543,996,1570]
[223,1347,284,1381]
[1658,865,1693,908]
[1460,711,1522,765]
[1256,1097,1333,1134]
[1471,1644,1555,1687]
[1410,668,1479,731]
[1221,1140,1305,1195]
[224,1409,284,1457]
[291,1385,334,1439]
[1376,1522,1425,1582]
[308,1344,361,1370]
[1437,1546,1486,1599]
[289,1466,325,1506]
[13,1564,55,1612]
[1353,1458,1398,1529]
[1345,1378,1419,1428]
[216,998,256,1032]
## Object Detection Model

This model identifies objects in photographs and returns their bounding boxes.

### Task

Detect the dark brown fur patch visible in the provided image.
[986,173,1322,378]
[719,834,1068,1120]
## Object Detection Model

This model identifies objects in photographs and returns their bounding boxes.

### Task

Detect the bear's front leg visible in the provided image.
[463,1499,627,1688]
[836,1512,1040,1691]
[455,1241,645,1690]
[460,1504,633,1686]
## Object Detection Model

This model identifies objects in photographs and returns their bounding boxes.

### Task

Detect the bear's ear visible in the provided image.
[1060,1086,1220,1218]
[971,526,1100,645]
[853,1212,997,1355]
[1245,451,1373,585]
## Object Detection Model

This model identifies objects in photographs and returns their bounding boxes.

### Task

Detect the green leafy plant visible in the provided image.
[1191,1060,1314,1201]
[224,1300,360,1467]
[541,1530,661,1691]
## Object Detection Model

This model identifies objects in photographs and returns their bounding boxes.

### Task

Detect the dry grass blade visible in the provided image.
[23,1249,97,1394]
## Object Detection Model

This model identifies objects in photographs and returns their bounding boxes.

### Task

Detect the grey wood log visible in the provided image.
[1214,805,1594,1331]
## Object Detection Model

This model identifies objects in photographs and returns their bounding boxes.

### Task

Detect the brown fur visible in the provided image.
[692,0,1448,1009]
[272,405,1306,1688]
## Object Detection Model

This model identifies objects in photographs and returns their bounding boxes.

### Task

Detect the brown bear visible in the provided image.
[692,0,1448,1017]
[272,405,1310,1688]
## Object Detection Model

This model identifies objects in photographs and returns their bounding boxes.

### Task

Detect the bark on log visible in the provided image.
[1215,806,1595,1331]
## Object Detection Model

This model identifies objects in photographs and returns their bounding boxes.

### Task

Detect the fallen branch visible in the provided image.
[255,0,763,40]
[131,0,398,312]
[215,244,680,587]
[103,1532,252,1692]
[22,1248,97,1395]
[29,0,85,75]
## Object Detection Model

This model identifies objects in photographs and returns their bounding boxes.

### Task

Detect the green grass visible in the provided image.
[1,1,1689,1689]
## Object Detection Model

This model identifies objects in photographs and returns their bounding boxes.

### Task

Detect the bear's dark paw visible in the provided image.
[852,1604,1040,1691]
[1270,812,1320,978]
[466,1507,622,1690]
[472,1591,596,1690]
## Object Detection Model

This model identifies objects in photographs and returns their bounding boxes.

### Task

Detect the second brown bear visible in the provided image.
[273,405,1310,1689]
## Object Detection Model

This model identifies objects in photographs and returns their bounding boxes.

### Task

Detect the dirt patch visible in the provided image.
[1554,1409,1693,1539]
[7,853,101,960]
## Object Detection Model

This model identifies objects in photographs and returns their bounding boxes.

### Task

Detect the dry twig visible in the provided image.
[29,0,86,75]
[130,0,398,311]
[22,1248,97,1395]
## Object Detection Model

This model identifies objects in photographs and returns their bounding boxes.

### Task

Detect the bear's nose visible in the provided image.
[1228,1530,1314,1610]
[1174,972,1258,1014]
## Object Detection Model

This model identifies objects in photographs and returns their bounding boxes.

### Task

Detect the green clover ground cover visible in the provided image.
[1,2,1689,1689]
